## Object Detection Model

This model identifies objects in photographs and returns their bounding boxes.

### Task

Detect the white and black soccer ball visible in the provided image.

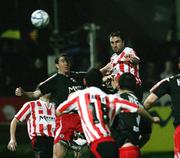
[31,9,49,28]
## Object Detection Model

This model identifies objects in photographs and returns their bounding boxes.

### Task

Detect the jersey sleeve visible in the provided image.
[150,78,170,97]
[38,74,57,95]
[15,102,31,122]
[109,95,138,114]
[56,92,79,113]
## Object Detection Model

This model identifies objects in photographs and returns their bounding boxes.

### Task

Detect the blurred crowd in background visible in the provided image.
[0,0,180,124]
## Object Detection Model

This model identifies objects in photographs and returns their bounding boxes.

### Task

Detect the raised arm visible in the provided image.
[7,118,19,151]
[100,62,112,76]
[15,87,42,99]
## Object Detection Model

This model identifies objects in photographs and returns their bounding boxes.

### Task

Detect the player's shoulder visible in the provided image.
[169,74,180,80]
[124,47,134,52]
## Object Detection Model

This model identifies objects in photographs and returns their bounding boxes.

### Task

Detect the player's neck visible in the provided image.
[58,71,70,77]
[118,89,134,94]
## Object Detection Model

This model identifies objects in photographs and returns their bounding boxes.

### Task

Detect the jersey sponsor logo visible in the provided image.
[39,115,55,122]
[68,86,82,93]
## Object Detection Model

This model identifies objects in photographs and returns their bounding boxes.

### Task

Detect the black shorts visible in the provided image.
[111,113,140,147]
[32,136,54,158]
[139,116,152,135]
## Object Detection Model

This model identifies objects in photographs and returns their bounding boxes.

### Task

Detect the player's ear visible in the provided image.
[83,78,87,86]
[55,64,59,69]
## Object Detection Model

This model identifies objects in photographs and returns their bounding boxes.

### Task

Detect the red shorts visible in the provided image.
[54,113,83,144]
[174,125,180,157]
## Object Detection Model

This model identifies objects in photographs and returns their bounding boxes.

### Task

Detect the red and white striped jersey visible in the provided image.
[15,99,56,140]
[110,47,141,85]
[56,87,139,144]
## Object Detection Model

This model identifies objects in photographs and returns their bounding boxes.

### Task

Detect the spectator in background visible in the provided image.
[178,57,180,71]
[31,57,48,87]
[160,60,175,79]
[7,94,55,158]
[143,62,160,92]
[144,57,180,158]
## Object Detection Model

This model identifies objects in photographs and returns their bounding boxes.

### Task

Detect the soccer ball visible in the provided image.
[31,10,49,28]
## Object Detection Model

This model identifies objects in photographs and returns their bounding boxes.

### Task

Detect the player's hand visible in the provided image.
[7,140,17,151]
[100,63,112,76]
[152,116,161,123]
[15,87,24,96]
[123,54,139,65]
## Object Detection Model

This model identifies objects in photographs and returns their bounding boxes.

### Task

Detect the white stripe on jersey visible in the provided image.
[57,87,139,144]
[15,99,56,139]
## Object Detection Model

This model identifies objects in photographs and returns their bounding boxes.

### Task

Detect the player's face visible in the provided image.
[56,56,71,75]
[110,36,125,54]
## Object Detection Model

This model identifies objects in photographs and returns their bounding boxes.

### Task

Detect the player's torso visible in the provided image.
[28,100,56,138]
[114,92,142,132]
[40,73,84,107]
[169,75,180,125]
[110,47,140,81]
[77,87,112,143]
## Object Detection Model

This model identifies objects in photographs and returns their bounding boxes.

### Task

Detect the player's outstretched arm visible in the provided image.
[144,93,159,110]
[15,87,42,99]
[138,106,160,123]
[7,118,19,151]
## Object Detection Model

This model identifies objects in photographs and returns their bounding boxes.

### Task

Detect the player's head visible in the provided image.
[118,73,136,92]
[55,53,71,75]
[109,30,125,54]
[178,56,180,70]
[84,68,103,88]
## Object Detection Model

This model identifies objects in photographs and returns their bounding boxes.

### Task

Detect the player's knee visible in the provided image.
[53,143,67,158]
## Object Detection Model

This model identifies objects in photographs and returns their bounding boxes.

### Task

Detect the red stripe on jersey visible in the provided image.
[16,103,30,120]
[47,124,53,137]
[39,110,43,114]
[37,101,42,107]
[114,98,138,109]
[31,102,37,136]
[96,95,109,135]
[39,124,44,135]
[93,95,105,136]
[119,63,124,73]
[83,93,97,139]
[119,51,125,60]
[59,97,77,113]
[46,106,52,115]
[121,108,131,112]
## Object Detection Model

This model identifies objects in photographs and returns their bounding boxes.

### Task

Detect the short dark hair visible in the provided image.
[178,56,180,63]
[118,73,136,91]
[84,68,103,87]
[54,53,71,64]
[109,30,125,42]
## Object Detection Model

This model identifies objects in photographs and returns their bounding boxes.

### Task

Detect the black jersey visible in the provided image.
[151,74,180,126]
[38,72,85,108]
[112,92,142,146]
